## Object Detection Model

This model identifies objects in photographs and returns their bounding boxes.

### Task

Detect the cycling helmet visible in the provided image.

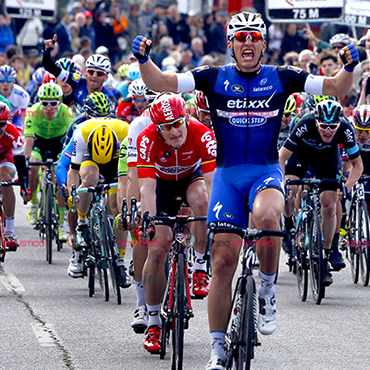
[87,124,118,164]
[292,93,304,110]
[32,67,46,86]
[305,94,337,111]
[128,78,147,97]
[195,91,210,113]
[227,11,266,41]
[0,65,17,80]
[56,58,79,73]
[150,92,186,124]
[117,63,130,78]
[329,33,351,46]
[37,82,63,100]
[126,63,141,81]
[42,71,56,84]
[83,92,112,117]
[0,102,11,121]
[144,88,158,104]
[314,100,343,123]
[353,105,370,129]
[284,95,296,116]
[85,54,111,74]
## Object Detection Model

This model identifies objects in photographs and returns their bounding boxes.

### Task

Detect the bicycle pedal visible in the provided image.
[33,223,41,230]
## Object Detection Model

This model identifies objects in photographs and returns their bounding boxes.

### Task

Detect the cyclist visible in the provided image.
[133,10,359,369]
[279,100,363,284]
[277,94,297,150]
[42,35,118,108]
[195,90,212,129]
[116,78,149,122]
[0,65,30,131]
[24,83,73,242]
[0,102,29,250]
[67,117,131,287]
[116,62,141,98]
[135,92,216,353]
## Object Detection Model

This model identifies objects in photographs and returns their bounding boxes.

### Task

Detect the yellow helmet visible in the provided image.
[87,125,118,164]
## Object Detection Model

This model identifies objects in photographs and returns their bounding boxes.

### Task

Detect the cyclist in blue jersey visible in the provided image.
[42,35,118,108]
[132,11,359,370]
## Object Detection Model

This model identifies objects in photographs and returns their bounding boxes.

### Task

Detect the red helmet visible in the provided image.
[42,71,56,84]
[150,92,186,125]
[292,93,303,110]
[0,102,11,121]
[195,91,210,113]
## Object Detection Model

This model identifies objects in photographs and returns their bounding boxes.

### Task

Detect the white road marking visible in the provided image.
[31,322,57,347]
[0,271,26,292]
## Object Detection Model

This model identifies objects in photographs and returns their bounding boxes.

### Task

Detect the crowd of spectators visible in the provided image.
[0,1,370,107]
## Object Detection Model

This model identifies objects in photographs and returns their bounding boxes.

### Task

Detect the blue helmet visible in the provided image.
[0,65,17,80]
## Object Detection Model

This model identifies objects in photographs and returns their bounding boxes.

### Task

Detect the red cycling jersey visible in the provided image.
[0,122,23,158]
[137,117,216,181]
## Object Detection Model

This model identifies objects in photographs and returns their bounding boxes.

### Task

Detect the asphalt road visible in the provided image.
[1,198,370,370]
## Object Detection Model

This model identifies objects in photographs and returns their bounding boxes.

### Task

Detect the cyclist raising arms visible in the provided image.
[133,11,359,369]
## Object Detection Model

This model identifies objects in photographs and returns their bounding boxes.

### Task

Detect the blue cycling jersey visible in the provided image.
[190,64,311,167]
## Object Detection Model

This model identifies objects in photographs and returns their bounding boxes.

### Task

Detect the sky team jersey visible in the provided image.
[137,118,216,181]
[179,64,323,168]
[7,83,29,129]
[0,122,23,156]
[127,112,151,167]
[284,113,360,160]
[71,117,129,166]
[24,102,74,139]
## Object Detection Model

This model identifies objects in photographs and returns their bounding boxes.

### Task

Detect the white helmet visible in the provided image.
[329,33,351,46]
[227,11,266,41]
[85,54,111,74]
[128,78,147,97]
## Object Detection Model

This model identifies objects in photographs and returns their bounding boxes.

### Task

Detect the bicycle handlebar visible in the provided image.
[0,179,29,205]
[74,182,118,195]
[28,159,58,167]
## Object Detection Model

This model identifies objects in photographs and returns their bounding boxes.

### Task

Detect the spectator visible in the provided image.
[80,10,96,51]
[149,5,167,39]
[152,22,169,53]
[125,4,146,51]
[190,37,204,67]
[283,51,299,66]
[166,5,191,47]
[208,11,228,65]
[74,12,86,32]
[319,50,338,77]
[43,17,58,41]
[69,22,81,53]
[71,2,83,16]
[298,49,315,71]
[16,18,43,54]
[329,33,351,67]
[140,0,154,37]
[10,54,31,89]
[81,47,93,61]
[189,13,207,43]
[203,13,214,55]
[79,36,92,50]
[0,52,7,66]
[0,13,14,53]
[278,23,309,64]
[178,48,194,72]
[84,0,97,12]
[55,11,73,58]
[200,54,215,67]
[152,36,173,69]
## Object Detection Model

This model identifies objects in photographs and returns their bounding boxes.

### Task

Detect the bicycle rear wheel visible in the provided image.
[172,252,185,370]
[359,200,370,286]
[308,208,325,305]
[102,213,121,305]
[45,185,53,264]
[295,216,309,302]
[348,203,360,284]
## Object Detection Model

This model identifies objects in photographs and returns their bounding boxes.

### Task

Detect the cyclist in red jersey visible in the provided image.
[137,92,216,353]
[0,102,29,251]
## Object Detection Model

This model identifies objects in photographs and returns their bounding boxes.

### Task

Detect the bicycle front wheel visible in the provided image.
[359,200,370,286]
[308,207,325,305]
[45,184,53,264]
[172,252,185,370]
[295,216,309,301]
[348,202,360,284]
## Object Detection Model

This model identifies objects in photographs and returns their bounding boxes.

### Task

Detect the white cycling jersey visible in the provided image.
[7,84,29,129]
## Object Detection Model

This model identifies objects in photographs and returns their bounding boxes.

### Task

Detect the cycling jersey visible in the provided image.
[127,112,151,167]
[63,113,90,149]
[71,117,129,168]
[24,102,74,139]
[116,98,150,123]
[0,123,23,156]
[118,136,128,177]
[137,118,216,181]
[6,84,29,129]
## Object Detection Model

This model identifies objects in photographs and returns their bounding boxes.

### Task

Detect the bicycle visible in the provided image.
[206,222,288,370]
[286,178,340,304]
[0,180,28,264]
[29,159,61,264]
[142,212,207,370]
[72,182,124,305]
[342,175,370,286]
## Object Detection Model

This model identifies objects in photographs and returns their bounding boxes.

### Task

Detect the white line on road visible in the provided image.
[31,322,58,347]
[0,270,26,292]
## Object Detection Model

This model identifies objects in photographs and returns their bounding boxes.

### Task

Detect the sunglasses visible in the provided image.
[0,78,15,83]
[317,121,340,131]
[87,69,106,77]
[283,112,292,118]
[0,120,7,125]
[332,44,343,50]
[158,117,185,131]
[133,96,147,102]
[234,31,263,43]
[41,100,60,108]
[355,126,370,133]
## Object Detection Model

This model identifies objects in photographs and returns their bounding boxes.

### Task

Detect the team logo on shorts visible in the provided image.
[231,85,244,94]
[224,212,233,219]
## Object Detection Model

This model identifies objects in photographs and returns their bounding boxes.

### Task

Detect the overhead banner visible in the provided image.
[4,0,57,19]
[266,0,345,23]
[341,0,370,26]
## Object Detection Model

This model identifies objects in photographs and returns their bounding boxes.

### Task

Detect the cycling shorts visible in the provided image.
[31,134,64,162]
[207,163,284,228]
